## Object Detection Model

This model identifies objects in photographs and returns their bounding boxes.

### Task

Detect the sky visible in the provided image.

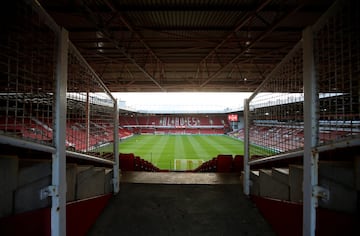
[113,92,252,113]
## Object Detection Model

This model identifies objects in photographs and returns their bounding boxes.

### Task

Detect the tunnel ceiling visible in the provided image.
[40,0,334,92]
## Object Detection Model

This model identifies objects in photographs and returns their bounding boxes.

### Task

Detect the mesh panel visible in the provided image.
[313,0,360,145]
[0,1,57,146]
[0,1,117,161]
[248,44,304,157]
[245,0,360,159]
[67,44,115,158]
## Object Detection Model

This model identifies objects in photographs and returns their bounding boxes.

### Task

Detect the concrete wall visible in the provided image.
[289,165,303,203]
[318,161,357,213]
[355,155,360,191]
[104,169,113,194]
[288,162,358,213]
[0,155,19,217]
[15,160,52,213]
[76,166,106,200]
[259,169,289,201]
[250,170,260,196]
[0,158,112,217]
[67,164,77,202]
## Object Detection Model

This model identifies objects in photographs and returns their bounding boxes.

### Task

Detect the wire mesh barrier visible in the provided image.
[67,43,116,158]
[246,43,304,157]
[313,0,360,145]
[0,2,120,232]
[245,0,360,159]
[242,2,360,234]
[0,1,118,161]
[0,1,58,146]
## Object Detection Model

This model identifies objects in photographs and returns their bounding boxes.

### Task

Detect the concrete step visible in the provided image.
[289,164,303,203]
[259,169,289,201]
[14,160,79,214]
[250,170,260,196]
[104,169,113,194]
[18,159,52,187]
[272,167,289,185]
[66,163,77,202]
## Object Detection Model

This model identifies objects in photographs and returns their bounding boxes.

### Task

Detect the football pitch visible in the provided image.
[98,134,244,170]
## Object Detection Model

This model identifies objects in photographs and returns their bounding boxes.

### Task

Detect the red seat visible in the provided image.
[119,153,135,171]
[216,155,233,172]
[233,155,244,172]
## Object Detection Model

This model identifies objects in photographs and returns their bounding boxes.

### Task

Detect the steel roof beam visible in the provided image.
[80,0,165,91]
[102,0,163,64]
[44,5,326,13]
[200,0,273,64]
[200,5,303,88]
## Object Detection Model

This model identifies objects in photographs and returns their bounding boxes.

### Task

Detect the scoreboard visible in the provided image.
[228,114,238,122]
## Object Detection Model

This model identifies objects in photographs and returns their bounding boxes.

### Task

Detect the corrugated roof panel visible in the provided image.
[127,10,245,29]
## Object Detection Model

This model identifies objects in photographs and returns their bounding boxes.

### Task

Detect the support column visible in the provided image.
[113,100,120,194]
[85,91,90,151]
[302,26,319,236]
[243,99,250,195]
[52,27,68,236]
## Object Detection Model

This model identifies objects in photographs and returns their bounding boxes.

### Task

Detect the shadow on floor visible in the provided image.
[87,183,276,236]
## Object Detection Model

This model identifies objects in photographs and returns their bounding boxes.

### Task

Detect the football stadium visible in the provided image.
[0,1,359,236]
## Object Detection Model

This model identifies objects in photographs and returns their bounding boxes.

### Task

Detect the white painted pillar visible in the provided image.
[113,100,120,194]
[52,27,68,236]
[302,26,319,236]
[243,98,250,195]
[85,91,90,151]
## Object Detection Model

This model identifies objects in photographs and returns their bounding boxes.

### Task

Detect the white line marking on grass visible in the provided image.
[174,159,204,171]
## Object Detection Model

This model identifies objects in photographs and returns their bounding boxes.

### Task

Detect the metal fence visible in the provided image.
[313,0,360,145]
[246,42,304,157]
[0,1,58,146]
[243,1,360,235]
[0,1,118,160]
[245,0,360,159]
[0,1,120,235]
[67,43,116,157]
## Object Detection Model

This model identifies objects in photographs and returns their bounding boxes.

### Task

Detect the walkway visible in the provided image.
[87,172,275,236]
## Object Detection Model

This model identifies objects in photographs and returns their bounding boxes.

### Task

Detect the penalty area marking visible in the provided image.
[174,159,204,171]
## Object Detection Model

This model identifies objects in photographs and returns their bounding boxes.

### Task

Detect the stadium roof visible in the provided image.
[39,0,334,93]
[115,92,250,113]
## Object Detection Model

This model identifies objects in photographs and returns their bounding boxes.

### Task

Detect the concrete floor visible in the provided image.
[87,172,275,236]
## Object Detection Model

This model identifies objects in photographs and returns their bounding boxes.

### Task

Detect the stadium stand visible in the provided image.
[229,124,360,153]
[119,114,229,135]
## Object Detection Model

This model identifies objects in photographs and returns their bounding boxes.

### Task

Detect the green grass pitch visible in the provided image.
[98,134,245,170]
